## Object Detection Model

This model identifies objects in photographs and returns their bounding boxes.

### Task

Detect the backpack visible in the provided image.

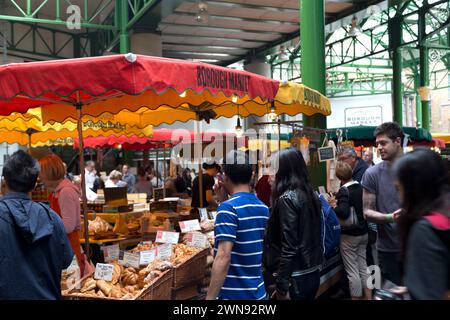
[318,194,341,258]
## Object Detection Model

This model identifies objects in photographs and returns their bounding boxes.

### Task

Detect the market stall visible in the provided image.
[0,54,331,300]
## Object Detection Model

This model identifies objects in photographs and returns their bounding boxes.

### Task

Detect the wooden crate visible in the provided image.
[172,248,209,289]
[63,269,173,300]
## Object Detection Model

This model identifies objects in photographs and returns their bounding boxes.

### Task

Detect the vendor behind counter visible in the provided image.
[191,162,221,209]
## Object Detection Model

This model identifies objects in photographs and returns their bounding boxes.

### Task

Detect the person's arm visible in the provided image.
[206,176,218,207]
[363,189,399,224]
[58,188,80,234]
[276,196,301,297]
[206,241,233,300]
[333,188,350,219]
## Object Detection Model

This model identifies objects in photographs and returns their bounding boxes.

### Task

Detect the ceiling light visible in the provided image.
[179,91,187,98]
[232,94,238,103]
[195,1,209,24]
[235,117,243,138]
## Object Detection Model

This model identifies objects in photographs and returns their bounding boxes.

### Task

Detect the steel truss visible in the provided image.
[0,0,159,59]
[271,0,450,97]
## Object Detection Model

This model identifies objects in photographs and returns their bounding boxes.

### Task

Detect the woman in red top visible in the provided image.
[39,155,86,276]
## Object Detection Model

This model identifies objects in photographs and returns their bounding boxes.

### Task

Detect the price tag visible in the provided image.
[179,219,201,233]
[156,243,173,260]
[123,252,140,269]
[102,244,120,262]
[94,263,114,281]
[187,233,208,248]
[155,231,180,244]
[140,249,156,266]
[210,211,217,220]
[199,208,208,222]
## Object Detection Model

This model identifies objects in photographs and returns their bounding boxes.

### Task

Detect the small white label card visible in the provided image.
[101,244,120,262]
[156,243,173,260]
[123,252,141,269]
[199,208,208,222]
[210,211,218,220]
[179,219,201,233]
[139,249,156,266]
[155,230,180,244]
[186,232,208,248]
[94,263,114,282]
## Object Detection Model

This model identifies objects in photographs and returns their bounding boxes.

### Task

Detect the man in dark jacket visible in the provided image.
[0,150,74,300]
[338,146,369,183]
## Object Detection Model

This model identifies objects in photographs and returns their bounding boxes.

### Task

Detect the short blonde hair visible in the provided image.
[109,170,122,180]
[335,161,353,181]
[39,154,66,182]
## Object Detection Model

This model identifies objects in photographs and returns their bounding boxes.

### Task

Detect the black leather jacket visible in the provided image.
[264,189,323,294]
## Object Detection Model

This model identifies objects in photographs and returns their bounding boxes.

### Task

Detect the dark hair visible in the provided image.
[394,148,450,256]
[137,167,146,177]
[374,122,404,144]
[2,150,40,193]
[202,162,221,172]
[222,150,253,185]
[272,148,321,216]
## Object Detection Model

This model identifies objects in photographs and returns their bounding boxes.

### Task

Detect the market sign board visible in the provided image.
[318,147,335,162]
[344,106,383,127]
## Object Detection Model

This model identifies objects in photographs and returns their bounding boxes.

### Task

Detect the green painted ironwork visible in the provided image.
[300,0,326,188]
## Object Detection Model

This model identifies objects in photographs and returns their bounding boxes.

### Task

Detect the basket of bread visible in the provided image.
[62,260,173,300]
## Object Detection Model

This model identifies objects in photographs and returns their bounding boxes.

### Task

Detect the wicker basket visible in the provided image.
[171,282,200,300]
[172,248,209,289]
[63,269,173,300]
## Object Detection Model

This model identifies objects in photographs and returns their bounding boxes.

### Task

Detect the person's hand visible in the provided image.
[392,209,404,222]
[271,290,290,300]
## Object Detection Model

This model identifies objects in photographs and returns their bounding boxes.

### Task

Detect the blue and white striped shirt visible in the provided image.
[214,192,269,300]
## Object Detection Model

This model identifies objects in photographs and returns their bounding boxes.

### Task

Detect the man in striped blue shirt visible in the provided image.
[206,151,269,300]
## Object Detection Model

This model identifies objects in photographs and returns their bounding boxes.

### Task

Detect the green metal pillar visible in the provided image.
[117,0,130,53]
[389,12,404,126]
[418,5,431,130]
[414,71,423,128]
[392,48,403,125]
[419,46,430,130]
[300,0,326,188]
[73,35,81,58]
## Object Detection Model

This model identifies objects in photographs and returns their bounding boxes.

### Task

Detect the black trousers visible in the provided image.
[378,251,403,286]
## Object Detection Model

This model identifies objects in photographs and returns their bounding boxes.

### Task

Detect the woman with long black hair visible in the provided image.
[393,148,450,300]
[263,148,323,300]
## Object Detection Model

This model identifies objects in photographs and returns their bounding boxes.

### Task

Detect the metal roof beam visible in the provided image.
[166,12,299,26]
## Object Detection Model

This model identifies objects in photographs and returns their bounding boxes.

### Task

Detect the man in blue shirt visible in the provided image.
[0,150,74,299]
[206,150,269,300]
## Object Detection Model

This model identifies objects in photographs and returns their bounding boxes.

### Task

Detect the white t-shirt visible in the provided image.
[85,169,96,190]
[105,179,127,188]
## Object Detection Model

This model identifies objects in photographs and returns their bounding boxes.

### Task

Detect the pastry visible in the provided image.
[80,278,97,293]
[109,286,122,299]
[121,267,139,286]
[111,263,123,285]
[96,279,113,296]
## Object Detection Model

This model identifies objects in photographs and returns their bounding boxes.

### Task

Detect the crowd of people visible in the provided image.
[0,122,448,300]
